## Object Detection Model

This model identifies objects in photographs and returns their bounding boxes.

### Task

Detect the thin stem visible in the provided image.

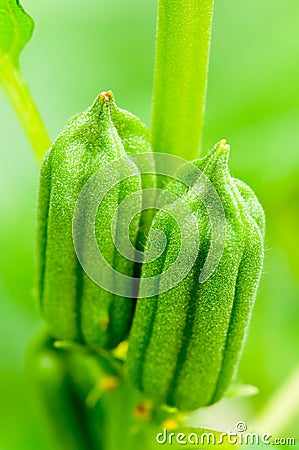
[250,364,299,435]
[0,57,51,162]
[151,0,214,160]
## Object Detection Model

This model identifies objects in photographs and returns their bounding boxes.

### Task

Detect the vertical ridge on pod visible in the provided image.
[210,179,265,403]
[37,149,53,314]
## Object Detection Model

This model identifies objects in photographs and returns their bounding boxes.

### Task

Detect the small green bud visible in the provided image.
[126,141,265,411]
[37,92,155,349]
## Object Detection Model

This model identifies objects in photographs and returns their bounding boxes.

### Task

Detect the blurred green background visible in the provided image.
[0,0,299,448]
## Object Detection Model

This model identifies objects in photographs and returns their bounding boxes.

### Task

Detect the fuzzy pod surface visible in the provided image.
[37,91,155,349]
[126,141,265,411]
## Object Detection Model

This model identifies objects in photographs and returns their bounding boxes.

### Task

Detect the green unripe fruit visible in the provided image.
[26,330,99,450]
[126,140,265,411]
[37,91,154,349]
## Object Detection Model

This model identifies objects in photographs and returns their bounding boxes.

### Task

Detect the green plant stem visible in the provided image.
[151,0,214,160]
[0,57,51,162]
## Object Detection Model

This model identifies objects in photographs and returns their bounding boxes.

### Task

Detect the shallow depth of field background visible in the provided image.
[0,1,299,448]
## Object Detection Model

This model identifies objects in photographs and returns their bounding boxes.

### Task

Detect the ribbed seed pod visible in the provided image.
[37,91,154,349]
[126,140,265,411]
[26,330,101,450]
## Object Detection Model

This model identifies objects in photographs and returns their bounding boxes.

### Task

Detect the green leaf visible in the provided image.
[226,383,259,399]
[0,0,34,67]
[0,1,49,161]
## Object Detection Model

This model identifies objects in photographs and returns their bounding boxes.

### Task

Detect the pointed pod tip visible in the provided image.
[98,90,114,104]
[215,139,230,167]
[207,139,230,160]
[217,139,230,154]
[91,90,114,114]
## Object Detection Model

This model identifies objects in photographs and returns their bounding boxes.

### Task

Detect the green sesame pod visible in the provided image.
[126,141,265,411]
[37,92,154,349]
[26,330,100,450]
